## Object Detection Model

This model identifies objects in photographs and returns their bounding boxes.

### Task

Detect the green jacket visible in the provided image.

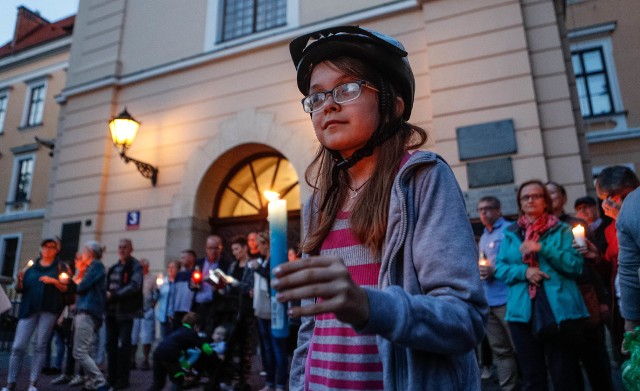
[495,221,589,323]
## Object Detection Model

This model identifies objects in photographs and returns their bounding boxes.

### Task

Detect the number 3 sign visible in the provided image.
[126,211,141,230]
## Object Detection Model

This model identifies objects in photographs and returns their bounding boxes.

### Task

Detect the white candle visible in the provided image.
[156,273,164,287]
[572,224,586,247]
[264,190,289,338]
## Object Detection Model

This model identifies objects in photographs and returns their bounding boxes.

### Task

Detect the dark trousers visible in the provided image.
[148,358,183,391]
[106,316,134,386]
[57,318,75,376]
[192,301,214,336]
[578,322,614,390]
[509,321,581,391]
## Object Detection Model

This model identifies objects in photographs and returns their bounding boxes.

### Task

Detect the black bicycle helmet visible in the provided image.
[290,25,415,120]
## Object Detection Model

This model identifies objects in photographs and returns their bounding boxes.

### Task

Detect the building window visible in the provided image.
[0,236,20,279]
[25,83,46,127]
[0,92,8,134]
[220,0,287,42]
[216,154,299,218]
[6,155,35,211]
[572,48,614,117]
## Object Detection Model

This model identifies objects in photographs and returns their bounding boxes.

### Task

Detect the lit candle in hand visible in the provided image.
[156,273,164,287]
[572,224,586,247]
[59,272,69,284]
[264,190,289,338]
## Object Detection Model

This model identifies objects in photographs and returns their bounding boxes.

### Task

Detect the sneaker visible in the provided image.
[69,374,85,386]
[28,386,38,391]
[480,366,492,380]
[51,374,72,384]
[259,371,267,377]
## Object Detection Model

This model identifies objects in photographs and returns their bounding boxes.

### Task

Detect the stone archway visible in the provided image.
[165,108,317,260]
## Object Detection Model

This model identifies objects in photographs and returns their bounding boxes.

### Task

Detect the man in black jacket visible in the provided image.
[105,238,143,390]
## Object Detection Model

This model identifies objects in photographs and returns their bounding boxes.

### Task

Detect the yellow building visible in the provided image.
[0,7,74,283]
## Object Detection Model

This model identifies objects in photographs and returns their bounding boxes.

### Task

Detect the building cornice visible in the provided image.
[567,21,616,39]
[0,209,45,223]
[58,0,419,100]
[0,36,72,71]
[586,128,640,144]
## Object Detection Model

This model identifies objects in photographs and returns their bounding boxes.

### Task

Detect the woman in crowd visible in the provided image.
[156,260,179,338]
[273,26,486,390]
[2,239,70,391]
[495,180,588,390]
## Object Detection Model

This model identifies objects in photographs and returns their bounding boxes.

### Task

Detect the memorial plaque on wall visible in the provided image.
[464,185,519,218]
[467,157,514,188]
[456,119,516,160]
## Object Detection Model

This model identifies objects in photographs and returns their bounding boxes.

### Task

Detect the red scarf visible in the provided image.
[517,212,559,297]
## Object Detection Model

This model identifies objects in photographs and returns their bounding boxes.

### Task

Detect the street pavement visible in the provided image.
[0,350,503,391]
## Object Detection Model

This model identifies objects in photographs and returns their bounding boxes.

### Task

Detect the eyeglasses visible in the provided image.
[519,194,544,202]
[301,80,378,113]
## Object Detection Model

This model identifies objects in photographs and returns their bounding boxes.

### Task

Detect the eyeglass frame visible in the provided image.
[301,80,379,113]
[519,193,545,203]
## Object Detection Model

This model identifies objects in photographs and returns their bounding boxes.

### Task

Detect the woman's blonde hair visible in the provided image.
[301,56,427,257]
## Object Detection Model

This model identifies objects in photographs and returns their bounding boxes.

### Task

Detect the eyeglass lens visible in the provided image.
[302,81,364,113]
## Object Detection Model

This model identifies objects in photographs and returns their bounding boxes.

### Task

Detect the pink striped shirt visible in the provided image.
[305,210,383,391]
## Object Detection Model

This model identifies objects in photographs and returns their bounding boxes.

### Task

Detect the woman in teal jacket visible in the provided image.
[495,179,588,391]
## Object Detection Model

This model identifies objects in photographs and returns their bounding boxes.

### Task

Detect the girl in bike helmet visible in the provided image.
[273,25,487,390]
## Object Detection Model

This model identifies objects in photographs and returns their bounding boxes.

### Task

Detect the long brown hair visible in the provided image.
[301,56,427,257]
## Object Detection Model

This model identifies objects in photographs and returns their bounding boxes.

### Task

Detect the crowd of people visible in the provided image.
[476,168,640,390]
[3,24,640,391]
[1,233,300,391]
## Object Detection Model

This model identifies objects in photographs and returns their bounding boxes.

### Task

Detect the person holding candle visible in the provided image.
[476,196,519,391]
[1,239,70,391]
[72,240,110,391]
[276,26,487,390]
[494,180,589,390]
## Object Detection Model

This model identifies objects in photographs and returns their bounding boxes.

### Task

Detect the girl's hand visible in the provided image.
[272,256,369,328]
[520,240,541,256]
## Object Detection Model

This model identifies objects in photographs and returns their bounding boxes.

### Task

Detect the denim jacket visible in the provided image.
[76,259,107,320]
[290,151,487,390]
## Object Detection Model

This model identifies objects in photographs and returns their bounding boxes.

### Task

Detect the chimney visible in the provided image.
[12,6,50,48]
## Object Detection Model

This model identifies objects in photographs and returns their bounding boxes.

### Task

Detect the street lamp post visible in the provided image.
[108,107,158,186]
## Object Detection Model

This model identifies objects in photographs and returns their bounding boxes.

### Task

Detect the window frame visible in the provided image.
[21,77,48,128]
[0,233,22,280]
[6,153,36,213]
[204,0,299,50]
[570,37,626,130]
[0,90,9,134]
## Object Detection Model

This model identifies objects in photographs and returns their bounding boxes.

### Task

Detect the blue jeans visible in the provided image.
[257,318,288,389]
[6,312,57,384]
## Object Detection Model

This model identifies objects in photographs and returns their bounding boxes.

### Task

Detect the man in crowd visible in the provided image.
[476,196,518,391]
[105,239,143,390]
[247,232,260,258]
[193,235,229,335]
[597,166,640,341]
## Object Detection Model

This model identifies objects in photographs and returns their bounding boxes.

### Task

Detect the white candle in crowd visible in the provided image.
[572,224,586,247]
[156,273,164,287]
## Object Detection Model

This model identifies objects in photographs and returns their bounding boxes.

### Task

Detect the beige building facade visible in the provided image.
[45,0,592,271]
[0,8,74,283]
[565,0,640,178]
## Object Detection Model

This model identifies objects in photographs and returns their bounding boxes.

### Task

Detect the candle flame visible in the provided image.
[27,260,34,268]
[156,273,164,286]
[264,190,280,202]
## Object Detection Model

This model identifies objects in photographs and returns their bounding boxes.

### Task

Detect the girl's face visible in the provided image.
[309,61,380,158]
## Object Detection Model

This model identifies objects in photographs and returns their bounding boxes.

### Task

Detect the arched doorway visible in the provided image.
[209,152,301,252]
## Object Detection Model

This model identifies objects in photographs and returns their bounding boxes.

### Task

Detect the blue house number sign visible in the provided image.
[126,211,141,230]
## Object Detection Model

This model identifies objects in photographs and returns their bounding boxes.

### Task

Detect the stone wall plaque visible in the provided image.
[457,119,516,160]
[464,185,519,218]
[467,157,514,188]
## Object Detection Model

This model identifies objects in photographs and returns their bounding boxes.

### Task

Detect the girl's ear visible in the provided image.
[395,96,405,118]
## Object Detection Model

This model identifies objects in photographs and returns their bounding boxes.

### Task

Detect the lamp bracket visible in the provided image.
[119,151,158,186]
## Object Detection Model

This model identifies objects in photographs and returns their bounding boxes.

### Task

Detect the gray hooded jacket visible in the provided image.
[290,151,487,390]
